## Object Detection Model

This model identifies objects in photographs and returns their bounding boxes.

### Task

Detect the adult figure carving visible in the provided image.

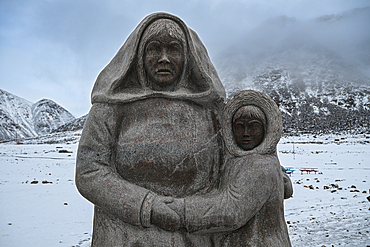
[76,12,226,246]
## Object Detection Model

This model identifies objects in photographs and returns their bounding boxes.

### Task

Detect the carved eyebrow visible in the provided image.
[234,123,244,127]
[234,121,245,126]
[234,119,263,125]
[169,40,181,46]
[248,120,263,125]
[146,40,161,46]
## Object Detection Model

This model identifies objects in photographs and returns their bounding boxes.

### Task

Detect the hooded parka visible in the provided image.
[184,90,292,247]
[76,12,226,247]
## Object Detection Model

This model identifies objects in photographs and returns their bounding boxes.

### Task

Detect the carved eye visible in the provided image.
[248,120,263,133]
[146,41,161,56]
[168,41,182,56]
[234,122,245,133]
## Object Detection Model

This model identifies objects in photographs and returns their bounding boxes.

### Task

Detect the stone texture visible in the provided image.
[183,90,292,246]
[76,12,225,246]
[76,12,292,247]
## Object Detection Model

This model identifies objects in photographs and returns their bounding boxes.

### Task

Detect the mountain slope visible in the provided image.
[32,99,75,135]
[52,114,87,133]
[214,7,370,135]
[0,89,36,141]
[0,89,75,141]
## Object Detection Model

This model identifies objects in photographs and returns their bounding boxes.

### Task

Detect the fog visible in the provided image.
[222,7,370,73]
[1,0,369,117]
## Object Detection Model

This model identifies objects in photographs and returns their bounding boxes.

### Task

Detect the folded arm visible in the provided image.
[183,156,279,234]
[75,103,152,227]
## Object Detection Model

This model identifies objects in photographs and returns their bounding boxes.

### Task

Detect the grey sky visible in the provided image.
[1,0,369,117]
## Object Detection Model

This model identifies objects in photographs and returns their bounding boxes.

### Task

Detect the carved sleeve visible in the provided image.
[281,166,293,199]
[75,103,151,227]
[184,155,279,233]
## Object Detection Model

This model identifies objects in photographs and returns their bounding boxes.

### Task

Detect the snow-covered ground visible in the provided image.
[281,134,370,246]
[0,133,369,246]
[0,132,91,247]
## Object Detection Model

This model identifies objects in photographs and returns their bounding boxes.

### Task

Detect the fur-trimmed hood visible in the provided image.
[222,90,282,156]
[91,12,226,107]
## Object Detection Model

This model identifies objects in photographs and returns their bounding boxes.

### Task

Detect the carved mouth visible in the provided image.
[156,68,172,75]
[242,140,252,143]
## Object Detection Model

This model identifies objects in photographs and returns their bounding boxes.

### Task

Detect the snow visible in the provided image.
[281,134,370,246]
[0,133,369,246]
[0,141,92,247]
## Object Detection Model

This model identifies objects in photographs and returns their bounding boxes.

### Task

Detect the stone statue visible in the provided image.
[76,12,226,246]
[159,90,292,246]
[76,12,292,247]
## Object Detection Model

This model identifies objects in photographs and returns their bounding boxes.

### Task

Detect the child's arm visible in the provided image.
[173,155,279,234]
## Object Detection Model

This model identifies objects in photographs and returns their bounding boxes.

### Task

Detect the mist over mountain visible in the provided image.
[1,7,369,140]
[215,7,370,135]
[0,89,75,141]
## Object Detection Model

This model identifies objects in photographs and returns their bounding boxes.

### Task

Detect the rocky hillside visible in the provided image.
[32,99,75,135]
[0,89,75,141]
[52,114,87,133]
[215,7,370,135]
[0,89,36,141]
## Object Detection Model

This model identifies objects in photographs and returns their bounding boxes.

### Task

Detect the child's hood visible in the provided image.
[222,90,282,156]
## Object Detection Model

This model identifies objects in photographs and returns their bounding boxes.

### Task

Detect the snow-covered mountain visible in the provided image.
[0,89,75,141]
[0,89,36,141]
[215,7,370,135]
[52,114,87,133]
[32,99,75,135]
[2,8,369,140]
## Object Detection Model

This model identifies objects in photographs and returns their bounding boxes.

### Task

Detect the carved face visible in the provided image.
[233,115,264,151]
[144,31,184,90]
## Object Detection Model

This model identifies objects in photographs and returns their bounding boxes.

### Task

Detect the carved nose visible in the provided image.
[243,127,251,137]
[158,52,170,64]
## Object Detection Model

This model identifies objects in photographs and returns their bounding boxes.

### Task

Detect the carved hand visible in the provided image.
[151,196,182,232]
[166,198,185,228]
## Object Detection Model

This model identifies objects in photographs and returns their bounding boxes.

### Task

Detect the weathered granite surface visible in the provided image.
[76,12,226,246]
[76,12,292,247]
[178,90,292,246]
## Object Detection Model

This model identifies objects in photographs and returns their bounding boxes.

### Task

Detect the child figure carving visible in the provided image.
[153,90,293,247]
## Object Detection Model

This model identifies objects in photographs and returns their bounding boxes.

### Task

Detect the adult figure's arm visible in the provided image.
[183,155,279,234]
[281,166,293,199]
[75,103,178,228]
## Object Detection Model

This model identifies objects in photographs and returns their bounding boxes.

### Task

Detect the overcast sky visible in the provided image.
[1,0,369,117]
